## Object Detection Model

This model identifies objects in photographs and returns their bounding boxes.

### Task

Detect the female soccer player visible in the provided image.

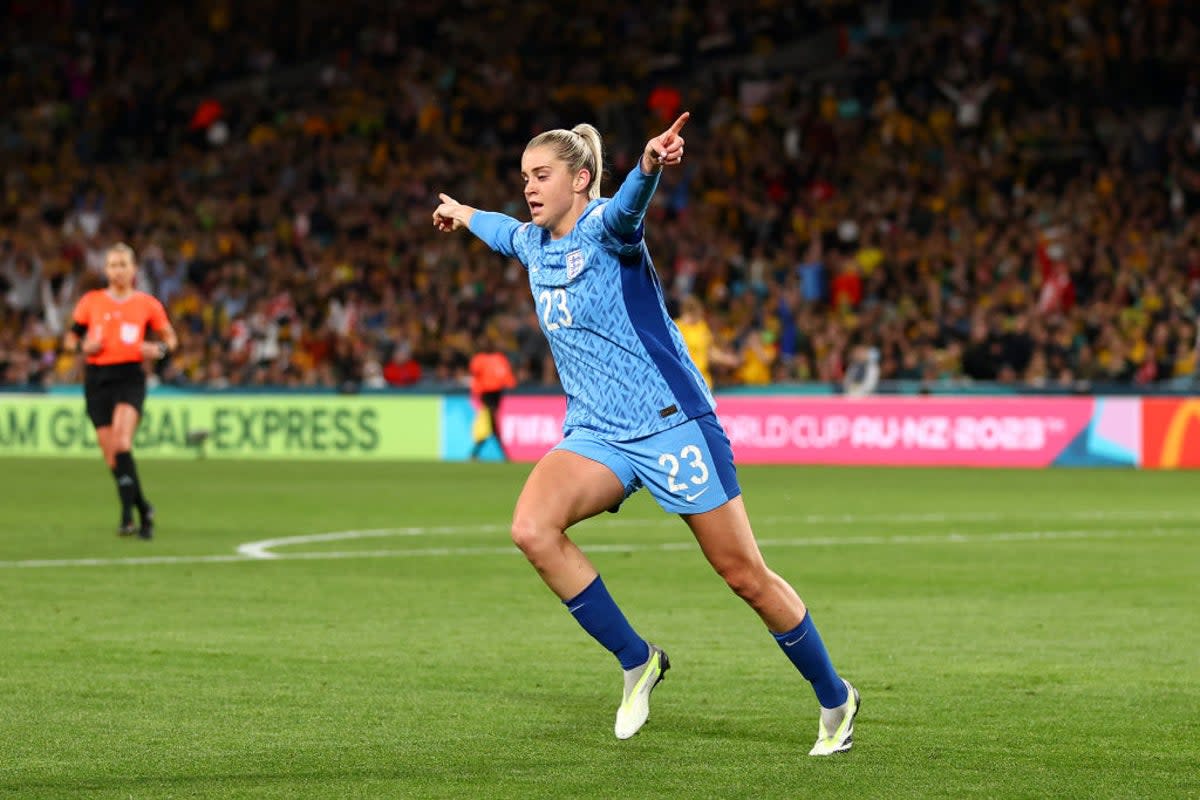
[63,243,177,539]
[433,114,859,755]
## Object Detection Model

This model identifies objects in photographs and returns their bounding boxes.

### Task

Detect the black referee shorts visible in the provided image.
[479,390,503,414]
[84,363,147,428]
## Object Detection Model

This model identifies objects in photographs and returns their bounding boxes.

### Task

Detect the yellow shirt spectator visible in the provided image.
[855,245,884,276]
[735,330,777,386]
[674,296,739,388]
[675,295,716,387]
[1173,347,1197,378]
[676,316,714,387]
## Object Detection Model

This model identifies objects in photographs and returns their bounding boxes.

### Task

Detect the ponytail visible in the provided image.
[570,124,604,200]
[526,124,605,199]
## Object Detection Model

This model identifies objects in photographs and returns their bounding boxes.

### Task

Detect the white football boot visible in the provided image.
[614,643,670,739]
[808,679,860,755]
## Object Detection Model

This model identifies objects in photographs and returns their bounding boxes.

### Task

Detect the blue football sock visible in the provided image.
[773,611,848,708]
[563,576,650,670]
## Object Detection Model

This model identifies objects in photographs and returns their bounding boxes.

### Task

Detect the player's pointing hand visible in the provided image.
[433,193,476,232]
[642,112,690,173]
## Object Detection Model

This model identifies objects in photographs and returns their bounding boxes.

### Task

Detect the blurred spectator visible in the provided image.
[843,345,881,396]
[382,342,422,387]
[674,295,737,389]
[733,328,778,386]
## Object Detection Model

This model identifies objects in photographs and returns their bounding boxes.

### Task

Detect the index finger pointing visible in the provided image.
[667,111,690,137]
[438,193,457,205]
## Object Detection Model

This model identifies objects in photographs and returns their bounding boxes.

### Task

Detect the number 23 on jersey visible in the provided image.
[538,288,573,331]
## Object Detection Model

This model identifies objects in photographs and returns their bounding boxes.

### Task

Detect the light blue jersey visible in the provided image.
[470,166,714,441]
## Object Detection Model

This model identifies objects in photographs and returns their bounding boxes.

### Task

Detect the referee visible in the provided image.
[63,243,177,539]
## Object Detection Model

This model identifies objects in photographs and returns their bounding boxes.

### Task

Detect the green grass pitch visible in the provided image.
[0,458,1196,799]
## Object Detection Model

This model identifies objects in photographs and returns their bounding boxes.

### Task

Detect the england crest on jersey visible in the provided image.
[566,250,585,280]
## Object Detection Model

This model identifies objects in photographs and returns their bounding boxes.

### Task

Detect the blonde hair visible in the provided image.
[106,242,137,264]
[526,123,604,200]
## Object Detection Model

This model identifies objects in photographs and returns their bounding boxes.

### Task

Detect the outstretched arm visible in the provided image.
[603,112,690,240]
[433,193,522,258]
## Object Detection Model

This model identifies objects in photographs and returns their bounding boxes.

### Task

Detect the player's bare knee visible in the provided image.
[719,562,769,605]
[510,515,559,558]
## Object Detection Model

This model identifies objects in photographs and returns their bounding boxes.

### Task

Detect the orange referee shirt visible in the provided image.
[72,290,170,366]
[468,352,516,396]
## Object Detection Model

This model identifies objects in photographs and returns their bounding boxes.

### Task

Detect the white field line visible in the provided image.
[228,528,1190,561]
[236,508,1200,559]
[0,508,1193,569]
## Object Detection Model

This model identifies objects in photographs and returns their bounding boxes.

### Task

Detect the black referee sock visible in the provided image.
[129,453,151,515]
[113,451,146,521]
[111,464,134,524]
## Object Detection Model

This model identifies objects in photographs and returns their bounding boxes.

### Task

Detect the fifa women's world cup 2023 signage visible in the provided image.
[484,394,1193,469]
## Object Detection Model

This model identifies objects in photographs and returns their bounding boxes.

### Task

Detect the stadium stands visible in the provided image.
[1,0,1197,391]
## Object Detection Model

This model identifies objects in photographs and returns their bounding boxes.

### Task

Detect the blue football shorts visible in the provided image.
[554,412,742,514]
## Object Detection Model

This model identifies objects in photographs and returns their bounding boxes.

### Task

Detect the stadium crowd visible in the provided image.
[1,0,1198,392]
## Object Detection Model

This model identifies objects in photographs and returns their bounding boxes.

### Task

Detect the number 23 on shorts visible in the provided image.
[659,444,710,499]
